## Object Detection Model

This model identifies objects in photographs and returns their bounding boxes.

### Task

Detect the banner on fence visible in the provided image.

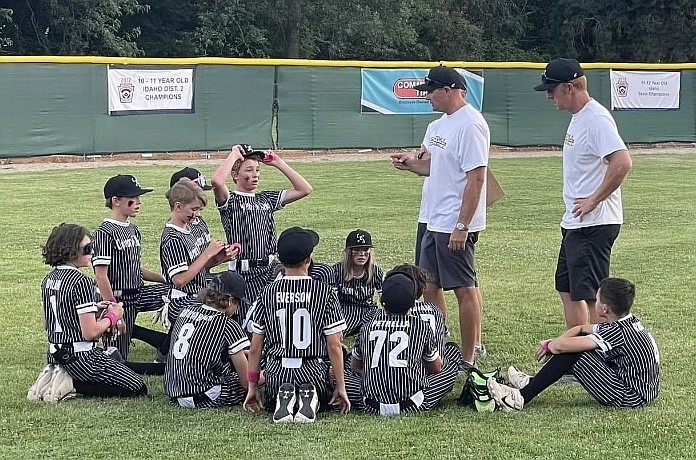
[361,68,484,114]
[610,70,680,110]
[108,67,195,115]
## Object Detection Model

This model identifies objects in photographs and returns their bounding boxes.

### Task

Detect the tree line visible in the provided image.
[2,1,695,62]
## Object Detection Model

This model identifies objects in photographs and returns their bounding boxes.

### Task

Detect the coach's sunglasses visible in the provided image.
[540,72,564,84]
[81,242,94,255]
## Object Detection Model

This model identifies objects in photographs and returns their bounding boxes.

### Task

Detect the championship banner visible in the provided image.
[108,66,195,115]
[361,68,484,114]
[610,70,680,110]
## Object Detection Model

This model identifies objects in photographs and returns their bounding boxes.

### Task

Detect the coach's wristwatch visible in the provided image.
[455,222,469,231]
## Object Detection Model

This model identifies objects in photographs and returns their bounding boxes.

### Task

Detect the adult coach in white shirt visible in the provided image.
[534,58,632,329]
[392,65,489,367]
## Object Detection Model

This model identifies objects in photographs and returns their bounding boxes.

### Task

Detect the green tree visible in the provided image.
[4,0,147,56]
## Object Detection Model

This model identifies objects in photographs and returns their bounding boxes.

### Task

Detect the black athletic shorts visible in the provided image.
[555,224,621,301]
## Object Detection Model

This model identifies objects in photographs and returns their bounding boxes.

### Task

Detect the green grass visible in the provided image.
[1,154,695,459]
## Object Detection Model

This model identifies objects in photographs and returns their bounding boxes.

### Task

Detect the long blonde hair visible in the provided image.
[341,248,377,284]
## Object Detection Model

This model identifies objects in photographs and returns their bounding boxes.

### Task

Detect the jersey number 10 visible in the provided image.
[275,308,312,350]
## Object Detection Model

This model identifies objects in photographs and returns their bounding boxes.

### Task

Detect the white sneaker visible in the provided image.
[46,366,77,402]
[273,383,296,423]
[27,364,55,401]
[487,379,524,412]
[507,365,531,389]
[294,383,318,423]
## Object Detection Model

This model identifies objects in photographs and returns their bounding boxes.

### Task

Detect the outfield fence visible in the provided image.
[1,57,695,158]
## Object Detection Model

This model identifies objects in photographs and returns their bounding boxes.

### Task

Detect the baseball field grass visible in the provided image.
[0,154,694,459]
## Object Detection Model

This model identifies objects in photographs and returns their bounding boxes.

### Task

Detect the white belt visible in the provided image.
[176,385,222,408]
[49,341,95,353]
[281,357,303,368]
[228,255,275,272]
[170,289,188,299]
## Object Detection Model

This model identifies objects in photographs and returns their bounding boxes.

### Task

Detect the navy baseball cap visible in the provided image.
[170,167,213,190]
[104,175,153,199]
[414,66,467,92]
[277,227,319,265]
[209,271,247,303]
[534,58,585,91]
[381,272,418,314]
[345,229,373,249]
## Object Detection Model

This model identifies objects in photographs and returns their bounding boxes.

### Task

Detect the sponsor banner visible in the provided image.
[108,66,195,115]
[361,68,484,114]
[610,70,680,110]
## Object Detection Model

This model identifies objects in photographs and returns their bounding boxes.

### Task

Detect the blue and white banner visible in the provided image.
[361,68,484,114]
[610,70,680,110]
[108,66,195,116]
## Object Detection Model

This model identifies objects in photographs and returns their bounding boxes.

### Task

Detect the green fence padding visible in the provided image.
[0,63,695,158]
[275,66,438,149]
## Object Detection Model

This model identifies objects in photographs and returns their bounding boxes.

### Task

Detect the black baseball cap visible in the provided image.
[381,272,418,314]
[208,271,247,303]
[414,66,467,92]
[170,167,213,190]
[240,144,267,158]
[104,174,153,199]
[345,229,373,249]
[277,227,320,265]
[534,58,585,91]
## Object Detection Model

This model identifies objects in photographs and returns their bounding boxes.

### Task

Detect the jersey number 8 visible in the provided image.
[173,323,196,359]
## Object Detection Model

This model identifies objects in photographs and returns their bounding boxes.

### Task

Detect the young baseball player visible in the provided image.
[243,227,350,423]
[164,271,253,408]
[211,144,313,323]
[29,223,147,401]
[345,272,459,415]
[92,174,169,361]
[332,229,384,336]
[488,277,660,411]
[158,180,237,353]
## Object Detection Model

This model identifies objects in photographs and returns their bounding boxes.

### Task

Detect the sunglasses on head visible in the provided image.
[541,72,564,84]
[81,242,94,255]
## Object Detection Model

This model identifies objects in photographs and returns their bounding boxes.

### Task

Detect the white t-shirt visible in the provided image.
[423,104,490,233]
[418,177,430,224]
[562,99,628,229]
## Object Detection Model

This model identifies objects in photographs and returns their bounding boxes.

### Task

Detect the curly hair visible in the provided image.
[42,223,91,267]
[197,287,237,314]
[387,264,430,299]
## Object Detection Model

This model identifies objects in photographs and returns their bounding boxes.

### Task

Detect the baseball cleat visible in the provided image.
[46,365,77,403]
[487,379,524,412]
[294,383,318,423]
[27,364,55,401]
[507,365,532,389]
[273,383,296,423]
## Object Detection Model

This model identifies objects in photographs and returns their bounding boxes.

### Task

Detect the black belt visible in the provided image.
[364,396,418,413]
[115,288,139,298]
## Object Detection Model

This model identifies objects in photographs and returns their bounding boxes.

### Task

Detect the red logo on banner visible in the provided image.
[393,78,426,99]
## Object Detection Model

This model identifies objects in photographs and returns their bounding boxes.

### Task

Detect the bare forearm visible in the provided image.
[457,167,485,224]
[141,267,164,283]
[590,150,632,204]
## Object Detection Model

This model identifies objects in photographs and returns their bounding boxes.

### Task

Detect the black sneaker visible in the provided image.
[273,383,296,423]
[294,383,318,423]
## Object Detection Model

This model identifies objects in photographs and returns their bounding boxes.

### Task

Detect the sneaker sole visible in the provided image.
[295,384,318,423]
[273,384,296,423]
[473,399,496,413]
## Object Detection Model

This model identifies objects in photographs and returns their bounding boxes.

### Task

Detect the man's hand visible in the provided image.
[390,152,416,171]
[329,387,351,414]
[572,197,599,220]
[448,230,468,252]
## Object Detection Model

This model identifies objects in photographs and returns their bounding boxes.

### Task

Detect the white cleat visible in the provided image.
[46,366,77,402]
[27,364,55,401]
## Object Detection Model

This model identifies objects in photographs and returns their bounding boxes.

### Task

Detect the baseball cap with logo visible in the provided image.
[208,271,247,303]
[104,174,153,199]
[170,167,213,190]
[277,227,320,265]
[380,272,418,314]
[414,66,467,92]
[345,229,373,249]
[534,58,585,91]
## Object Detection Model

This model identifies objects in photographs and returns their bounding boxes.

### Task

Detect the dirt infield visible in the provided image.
[1,143,694,174]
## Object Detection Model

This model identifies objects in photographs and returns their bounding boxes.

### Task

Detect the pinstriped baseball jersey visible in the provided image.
[332,263,385,308]
[159,222,211,295]
[92,219,143,291]
[164,302,250,397]
[411,301,447,353]
[251,276,346,359]
[217,190,284,264]
[42,265,98,344]
[587,314,660,404]
[309,262,334,286]
[353,309,440,404]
